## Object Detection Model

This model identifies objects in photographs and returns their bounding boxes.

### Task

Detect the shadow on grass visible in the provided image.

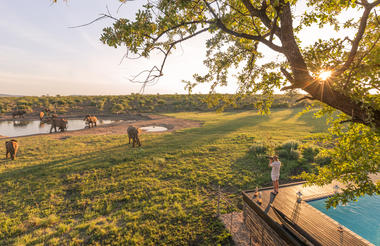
[0,109,323,197]
[0,113,271,215]
[0,109,327,245]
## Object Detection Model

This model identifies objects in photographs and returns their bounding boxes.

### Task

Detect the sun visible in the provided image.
[318,70,332,81]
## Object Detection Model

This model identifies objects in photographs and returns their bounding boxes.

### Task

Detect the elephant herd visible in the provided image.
[5,113,142,160]
[39,112,98,133]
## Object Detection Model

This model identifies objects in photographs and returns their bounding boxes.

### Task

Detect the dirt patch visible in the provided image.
[219,212,258,246]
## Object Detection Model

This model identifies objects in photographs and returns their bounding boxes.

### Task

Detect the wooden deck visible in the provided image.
[243,181,375,246]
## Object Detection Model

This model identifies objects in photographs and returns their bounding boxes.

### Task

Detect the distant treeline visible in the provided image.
[0,94,311,115]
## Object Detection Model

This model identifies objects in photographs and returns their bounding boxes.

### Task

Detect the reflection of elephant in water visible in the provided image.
[13,120,31,127]
[50,118,68,133]
[84,115,97,128]
[127,126,141,147]
[5,139,18,160]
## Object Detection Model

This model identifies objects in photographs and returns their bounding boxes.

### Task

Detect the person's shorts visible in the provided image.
[271,175,279,181]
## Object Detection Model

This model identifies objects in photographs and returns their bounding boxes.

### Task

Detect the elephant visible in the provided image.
[84,115,97,128]
[5,139,18,160]
[12,110,26,118]
[50,118,68,133]
[127,126,141,147]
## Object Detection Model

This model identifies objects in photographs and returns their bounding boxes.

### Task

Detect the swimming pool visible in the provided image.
[308,195,380,245]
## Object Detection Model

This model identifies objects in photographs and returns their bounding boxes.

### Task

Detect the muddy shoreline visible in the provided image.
[0,113,203,139]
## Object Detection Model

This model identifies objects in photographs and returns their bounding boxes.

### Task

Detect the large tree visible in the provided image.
[68,0,380,206]
[100,0,379,126]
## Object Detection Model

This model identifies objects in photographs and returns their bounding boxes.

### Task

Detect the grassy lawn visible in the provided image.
[0,108,327,245]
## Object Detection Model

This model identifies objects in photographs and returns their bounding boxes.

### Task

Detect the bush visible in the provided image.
[275,140,301,160]
[57,99,66,106]
[314,151,332,166]
[277,149,300,160]
[301,145,319,163]
[279,140,300,151]
[111,104,124,114]
[249,144,268,156]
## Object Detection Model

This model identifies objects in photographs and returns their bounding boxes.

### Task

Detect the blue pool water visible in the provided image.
[308,195,380,245]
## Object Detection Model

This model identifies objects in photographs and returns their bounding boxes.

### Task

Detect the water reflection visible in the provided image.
[140,126,168,132]
[0,119,122,137]
[13,120,32,127]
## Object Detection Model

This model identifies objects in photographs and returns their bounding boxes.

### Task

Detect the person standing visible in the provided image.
[269,155,281,195]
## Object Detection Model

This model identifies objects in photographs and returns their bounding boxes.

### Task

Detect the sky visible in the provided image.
[0,1,360,96]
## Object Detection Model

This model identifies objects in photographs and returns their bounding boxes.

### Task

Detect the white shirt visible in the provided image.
[270,161,281,177]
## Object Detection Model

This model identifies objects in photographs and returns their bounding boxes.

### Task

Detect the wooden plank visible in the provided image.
[243,182,374,246]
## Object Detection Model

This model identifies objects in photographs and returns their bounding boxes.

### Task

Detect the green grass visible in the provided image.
[0,108,327,245]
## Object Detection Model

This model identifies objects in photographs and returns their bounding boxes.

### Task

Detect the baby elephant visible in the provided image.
[127,126,142,147]
[84,115,97,128]
[5,139,18,160]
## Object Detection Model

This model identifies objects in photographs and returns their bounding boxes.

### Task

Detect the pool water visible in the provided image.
[308,195,380,245]
[0,119,119,137]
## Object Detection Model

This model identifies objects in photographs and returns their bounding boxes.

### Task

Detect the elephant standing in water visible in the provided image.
[84,115,97,128]
[50,117,68,133]
[127,126,141,147]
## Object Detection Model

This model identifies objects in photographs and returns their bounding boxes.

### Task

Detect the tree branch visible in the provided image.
[240,0,281,38]
[215,19,284,53]
[344,33,380,90]
[295,96,316,103]
[280,67,294,83]
[169,27,211,46]
[68,14,118,28]
[335,3,378,76]
[129,27,211,90]
[203,0,284,53]
[151,20,213,43]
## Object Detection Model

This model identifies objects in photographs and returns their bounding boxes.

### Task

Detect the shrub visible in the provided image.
[249,144,268,156]
[275,140,301,160]
[277,149,300,160]
[314,151,332,166]
[279,140,300,151]
[301,145,319,163]
[111,104,124,114]
[57,99,66,106]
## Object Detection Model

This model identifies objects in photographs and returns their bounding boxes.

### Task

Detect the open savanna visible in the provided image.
[0,108,327,245]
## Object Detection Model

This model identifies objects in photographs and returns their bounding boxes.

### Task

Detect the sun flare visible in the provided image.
[318,70,332,81]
